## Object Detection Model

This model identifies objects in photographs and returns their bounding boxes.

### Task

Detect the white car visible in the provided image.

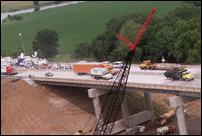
[45,72,54,76]
[112,61,124,68]
[126,125,146,135]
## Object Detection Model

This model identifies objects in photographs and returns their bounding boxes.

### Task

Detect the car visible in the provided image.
[112,61,124,68]
[126,125,146,135]
[45,72,54,76]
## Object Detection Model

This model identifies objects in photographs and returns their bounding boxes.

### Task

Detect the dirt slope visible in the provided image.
[1,79,96,135]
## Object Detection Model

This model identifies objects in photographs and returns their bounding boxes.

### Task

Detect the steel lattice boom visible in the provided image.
[94,8,156,135]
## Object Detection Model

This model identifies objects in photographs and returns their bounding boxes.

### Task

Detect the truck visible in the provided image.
[90,68,113,80]
[156,125,176,135]
[140,60,186,70]
[164,68,194,81]
[98,63,117,75]
[157,110,175,126]
[5,66,18,75]
[72,62,116,75]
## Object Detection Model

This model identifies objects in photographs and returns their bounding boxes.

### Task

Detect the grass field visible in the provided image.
[1,1,182,61]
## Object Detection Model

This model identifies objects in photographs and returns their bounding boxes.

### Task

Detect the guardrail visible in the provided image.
[32,77,201,93]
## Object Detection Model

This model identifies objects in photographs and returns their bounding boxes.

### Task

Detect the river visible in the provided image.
[1,1,84,23]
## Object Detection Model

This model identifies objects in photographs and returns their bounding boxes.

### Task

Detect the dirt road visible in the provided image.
[1,78,201,135]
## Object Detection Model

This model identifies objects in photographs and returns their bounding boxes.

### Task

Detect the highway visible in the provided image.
[16,64,201,89]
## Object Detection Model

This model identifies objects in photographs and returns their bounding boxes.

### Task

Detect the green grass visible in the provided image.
[1,1,55,13]
[1,1,182,61]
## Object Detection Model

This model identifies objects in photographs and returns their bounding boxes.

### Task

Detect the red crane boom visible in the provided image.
[117,8,156,51]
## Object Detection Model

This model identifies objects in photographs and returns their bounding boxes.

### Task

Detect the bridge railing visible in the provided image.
[32,77,201,93]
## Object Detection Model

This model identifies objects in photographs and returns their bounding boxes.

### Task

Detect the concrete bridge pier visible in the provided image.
[144,92,155,120]
[88,88,155,135]
[169,96,199,135]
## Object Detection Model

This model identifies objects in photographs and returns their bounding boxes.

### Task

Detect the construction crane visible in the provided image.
[93,8,156,135]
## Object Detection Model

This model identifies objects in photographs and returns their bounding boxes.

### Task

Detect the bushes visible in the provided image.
[7,14,23,21]
[34,6,40,11]
[12,15,23,20]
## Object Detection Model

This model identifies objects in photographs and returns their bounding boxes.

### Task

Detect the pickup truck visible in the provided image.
[156,125,176,135]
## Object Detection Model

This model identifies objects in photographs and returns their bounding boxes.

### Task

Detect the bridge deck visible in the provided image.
[32,76,200,98]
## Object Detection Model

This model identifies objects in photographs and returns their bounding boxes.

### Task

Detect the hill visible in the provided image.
[1,1,182,60]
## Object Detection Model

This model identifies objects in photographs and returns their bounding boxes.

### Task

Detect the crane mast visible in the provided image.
[94,8,156,135]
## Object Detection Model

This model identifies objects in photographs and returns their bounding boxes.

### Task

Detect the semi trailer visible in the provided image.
[72,62,116,75]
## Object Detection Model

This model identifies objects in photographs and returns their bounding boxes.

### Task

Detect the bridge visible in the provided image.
[31,74,201,135]
[32,76,200,97]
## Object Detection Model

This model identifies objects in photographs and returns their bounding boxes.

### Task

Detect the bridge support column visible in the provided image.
[88,88,105,121]
[169,96,199,135]
[144,92,155,120]
[121,96,130,128]
[88,88,154,135]
[87,88,130,127]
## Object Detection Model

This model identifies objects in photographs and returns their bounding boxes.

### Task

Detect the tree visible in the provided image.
[182,1,201,7]
[110,20,142,62]
[155,26,175,62]
[186,40,201,63]
[164,2,201,21]
[174,29,201,63]
[71,42,91,59]
[33,1,39,5]
[32,29,60,59]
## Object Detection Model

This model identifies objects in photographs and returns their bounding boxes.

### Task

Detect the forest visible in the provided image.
[71,1,201,64]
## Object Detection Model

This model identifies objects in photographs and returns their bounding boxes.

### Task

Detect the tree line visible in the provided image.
[71,1,201,64]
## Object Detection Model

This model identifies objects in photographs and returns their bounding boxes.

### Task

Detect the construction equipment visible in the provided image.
[157,110,175,126]
[140,60,186,70]
[93,8,156,135]
[156,125,176,135]
[164,69,194,81]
